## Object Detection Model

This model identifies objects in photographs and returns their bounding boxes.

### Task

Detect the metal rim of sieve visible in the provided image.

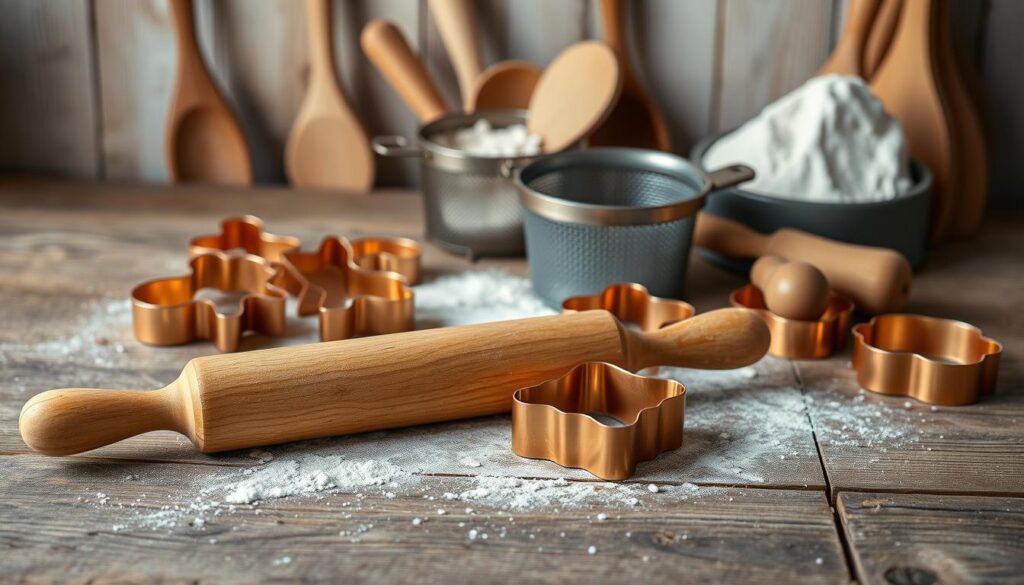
[515,148,754,226]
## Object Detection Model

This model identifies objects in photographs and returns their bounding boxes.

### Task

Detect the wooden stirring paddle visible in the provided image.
[588,0,671,151]
[285,0,374,192]
[361,20,449,124]
[527,41,622,153]
[818,0,881,76]
[20,309,769,456]
[164,0,252,185]
[870,0,957,243]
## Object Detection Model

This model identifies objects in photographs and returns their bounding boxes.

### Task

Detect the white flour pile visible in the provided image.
[433,120,542,157]
[704,74,913,202]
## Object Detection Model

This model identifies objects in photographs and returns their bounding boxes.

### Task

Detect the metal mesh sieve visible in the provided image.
[516,149,713,307]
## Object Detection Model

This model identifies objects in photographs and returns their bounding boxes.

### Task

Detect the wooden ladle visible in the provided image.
[588,0,671,151]
[527,41,622,153]
[818,0,881,76]
[361,20,449,124]
[285,0,374,192]
[165,0,252,185]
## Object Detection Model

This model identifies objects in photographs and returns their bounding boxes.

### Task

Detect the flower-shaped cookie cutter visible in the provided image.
[562,283,695,331]
[730,284,854,359]
[132,252,288,353]
[852,314,1002,405]
[274,237,415,342]
[512,362,685,480]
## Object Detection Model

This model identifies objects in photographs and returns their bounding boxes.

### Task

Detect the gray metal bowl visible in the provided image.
[691,131,932,268]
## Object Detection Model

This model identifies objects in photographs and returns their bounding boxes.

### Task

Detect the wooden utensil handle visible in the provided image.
[427,0,482,108]
[694,212,912,314]
[306,0,336,80]
[20,309,768,456]
[599,0,626,53]
[864,0,903,78]
[361,20,448,123]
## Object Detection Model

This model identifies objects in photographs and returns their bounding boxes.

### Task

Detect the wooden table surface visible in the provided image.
[1,179,1021,584]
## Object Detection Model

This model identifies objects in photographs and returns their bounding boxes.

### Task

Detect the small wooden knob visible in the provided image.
[751,256,830,321]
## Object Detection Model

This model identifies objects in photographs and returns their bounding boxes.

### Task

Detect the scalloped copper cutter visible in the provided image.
[562,283,695,331]
[132,252,288,352]
[512,362,685,480]
[852,314,1002,405]
[730,284,854,359]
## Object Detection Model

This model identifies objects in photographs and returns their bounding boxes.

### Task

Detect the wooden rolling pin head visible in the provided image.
[20,309,769,457]
[751,256,831,321]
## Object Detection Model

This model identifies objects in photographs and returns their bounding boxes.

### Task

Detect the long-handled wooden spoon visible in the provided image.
[870,0,957,243]
[588,0,671,151]
[20,309,769,456]
[468,60,542,111]
[361,20,449,123]
[818,0,881,76]
[285,0,374,192]
[527,41,622,153]
[863,0,903,79]
[165,0,252,185]
[428,0,483,110]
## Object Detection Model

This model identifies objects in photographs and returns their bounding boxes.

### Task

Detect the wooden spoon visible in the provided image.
[588,0,671,151]
[870,0,956,243]
[361,20,448,124]
[863,0,903,79]
[934,0,987,237]
[427,0,483,109]
[468,60,542,112]
[818,0,881,76]
[165,0,252,185]
[285,0,374,192]
[527,41,622,154]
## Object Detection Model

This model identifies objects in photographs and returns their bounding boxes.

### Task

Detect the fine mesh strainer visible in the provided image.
[515,148,754,307]
[373,110,541,259]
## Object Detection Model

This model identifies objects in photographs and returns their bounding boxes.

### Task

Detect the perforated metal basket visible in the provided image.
[373,110,540,259]
[515,149,753,307]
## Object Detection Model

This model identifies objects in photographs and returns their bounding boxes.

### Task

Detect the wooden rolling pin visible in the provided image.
[20,309,768,456]
[694,213,912,314]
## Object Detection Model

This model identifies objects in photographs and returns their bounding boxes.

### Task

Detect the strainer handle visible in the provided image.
[706,164,756,190]
[371,136,423,158]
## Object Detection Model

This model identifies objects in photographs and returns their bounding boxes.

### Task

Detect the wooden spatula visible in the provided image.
[588,0,671,151]
[164,0,252,186]
[285,0,374,192]
[468,60,542,112]
[428,0,483,110]
[818,0,881,76]
[870,0,957,243]
[527,41,622,153]
[361,20,449,124]
[863,0,903,78]
[20,309,769,456]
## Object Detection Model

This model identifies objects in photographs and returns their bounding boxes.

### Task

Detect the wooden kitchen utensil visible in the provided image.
[818,0,881,76]
[285,0,374,192]
[588,0,671,151]
[870,0,957,243]
[694,212,912,314]
[935,0,987,237]
[527,41,622,153]
[165,0,253,185]
[468,60,542,112]
[863,0,903,78]
[428,0,483,109]
[20,309,769,456]
[750,256,831,321]
[361,20,448,123]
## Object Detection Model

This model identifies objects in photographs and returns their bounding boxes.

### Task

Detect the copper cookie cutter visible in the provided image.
[562,283,695,331]
[273,237,415,342]
[132,252,288,352]
[852,314,1002,405]
[512,362,685,480]
[730,284,854,359]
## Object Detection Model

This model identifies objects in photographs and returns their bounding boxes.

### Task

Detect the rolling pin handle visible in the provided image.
[624,308,771,372]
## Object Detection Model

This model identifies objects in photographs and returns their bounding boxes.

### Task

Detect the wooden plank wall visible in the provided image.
[0,0,1018,206]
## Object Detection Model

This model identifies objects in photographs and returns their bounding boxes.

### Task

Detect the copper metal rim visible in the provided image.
[730,284,854,359]
[511,362,685,481]
[852,314,1002,405]
[561,283,695,331]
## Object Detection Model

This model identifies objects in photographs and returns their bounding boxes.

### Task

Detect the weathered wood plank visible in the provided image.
[715,0,833,130]
[0,455,848,584]
[799,216,1024,496]
[0,0,100,178]
[838,491,1024,585]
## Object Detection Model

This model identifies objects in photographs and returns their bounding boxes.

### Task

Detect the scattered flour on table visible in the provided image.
[413,269,555,326]
[704,74,913,202]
